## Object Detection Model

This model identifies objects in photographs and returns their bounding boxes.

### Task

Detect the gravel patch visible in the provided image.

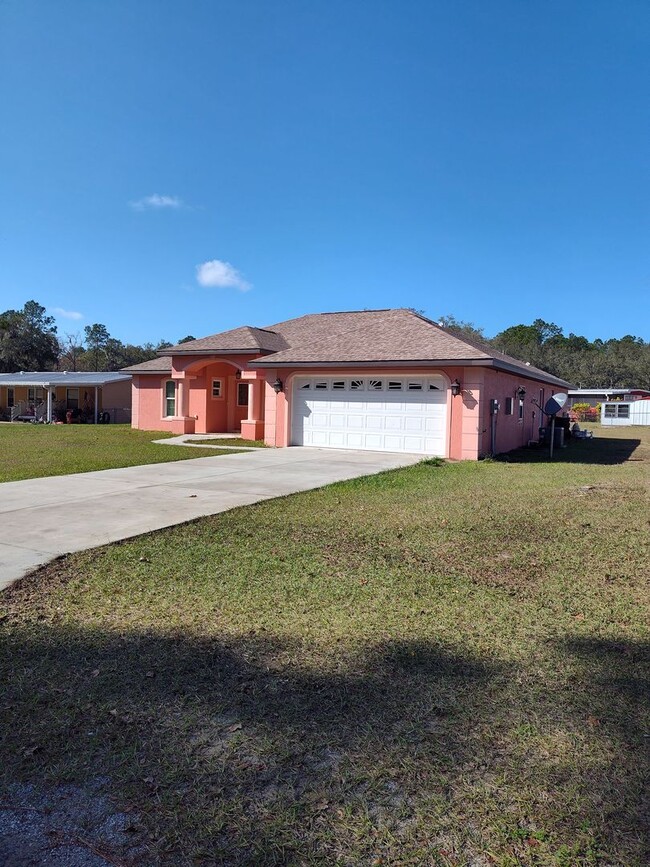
[0,778,148,866]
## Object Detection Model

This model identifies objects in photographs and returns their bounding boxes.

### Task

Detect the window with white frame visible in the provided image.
[605,403,630,418]
[164,380,176,417]
[66,388,79,410]
[7,388,15,408]
[211,379,222,398]
[518,398,524,420]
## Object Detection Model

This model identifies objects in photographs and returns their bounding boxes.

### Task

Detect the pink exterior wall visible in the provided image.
[261,364,561,459]
[131,374,185,432]
[132,357,563,458]
[479,369,549,456]
[131,354,263,436]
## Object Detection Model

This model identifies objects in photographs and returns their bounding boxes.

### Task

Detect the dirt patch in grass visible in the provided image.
[1,426,648,865]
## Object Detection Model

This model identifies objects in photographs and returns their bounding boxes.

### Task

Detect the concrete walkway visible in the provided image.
[0,448,422,591]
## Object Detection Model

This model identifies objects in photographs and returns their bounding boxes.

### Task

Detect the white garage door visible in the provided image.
[291,375,448,455]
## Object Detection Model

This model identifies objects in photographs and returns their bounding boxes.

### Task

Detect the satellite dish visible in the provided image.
[544,393,568,416]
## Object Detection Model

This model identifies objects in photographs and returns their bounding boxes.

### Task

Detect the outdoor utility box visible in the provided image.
[554,417,572,439]
[540,425,566,448]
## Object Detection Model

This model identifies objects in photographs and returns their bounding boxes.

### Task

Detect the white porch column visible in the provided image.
[46,389,53,423]
[94,386,99,424]
[247,380,255,422]
[177,379,190,417]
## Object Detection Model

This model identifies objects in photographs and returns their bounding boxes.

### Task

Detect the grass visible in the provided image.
[0,424,245,482]
[190,437,269,448]
[1,426,648,865]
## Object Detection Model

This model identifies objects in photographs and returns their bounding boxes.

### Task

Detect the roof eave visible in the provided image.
[249,357,490,368]
[122,368,169,375]
[250,356,572,387]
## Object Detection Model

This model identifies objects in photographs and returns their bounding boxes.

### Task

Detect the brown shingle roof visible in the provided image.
[255,309,492,364]
[252,309,571,387]
[122,356,172,374]
[131,309,571,388]
[162,326,287,354]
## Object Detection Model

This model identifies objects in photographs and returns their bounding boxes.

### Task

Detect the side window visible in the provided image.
[211,379,222,398]
[7,388,15,408]
[165,380,176,417]
[504,397,513,415]
[237,382,249,406]
[67,388,79,410]
[518,398,524,420]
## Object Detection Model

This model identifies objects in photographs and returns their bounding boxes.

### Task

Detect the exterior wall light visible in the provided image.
[517,386,527,398]
[450,379,462,397]
[272,378,284,394]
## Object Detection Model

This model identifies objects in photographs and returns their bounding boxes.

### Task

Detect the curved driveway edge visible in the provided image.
[0,448,422,591]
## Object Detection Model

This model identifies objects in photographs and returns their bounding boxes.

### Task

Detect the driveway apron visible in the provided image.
[0,448,422,590]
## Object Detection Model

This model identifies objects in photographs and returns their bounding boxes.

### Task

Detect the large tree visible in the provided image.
[437,315,487,344]
[84,323,110,371]
[0,300,58,372]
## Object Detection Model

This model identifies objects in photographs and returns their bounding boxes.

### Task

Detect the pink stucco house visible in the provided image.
[123,309,571,459]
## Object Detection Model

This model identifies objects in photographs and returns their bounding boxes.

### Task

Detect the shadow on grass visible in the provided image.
[0,626,648,864]
[499,435,642,465]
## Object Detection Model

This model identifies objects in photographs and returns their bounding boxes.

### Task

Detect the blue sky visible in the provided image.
[1,0,649,344]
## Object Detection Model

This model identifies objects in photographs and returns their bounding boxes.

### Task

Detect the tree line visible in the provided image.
[435,315,649,389]
[0,301,194,373]
[1,300,648,388]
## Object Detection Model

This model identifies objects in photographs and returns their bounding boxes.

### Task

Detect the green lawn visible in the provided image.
[0,424,244,482]
[1,427,648,865]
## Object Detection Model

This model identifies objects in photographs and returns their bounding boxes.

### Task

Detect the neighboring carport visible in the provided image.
[0,371,132,423]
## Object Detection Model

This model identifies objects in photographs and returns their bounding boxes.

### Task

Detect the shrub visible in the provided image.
[570,402,600,422]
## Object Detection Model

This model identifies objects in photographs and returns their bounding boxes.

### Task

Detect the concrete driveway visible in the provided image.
[0,447,422,591]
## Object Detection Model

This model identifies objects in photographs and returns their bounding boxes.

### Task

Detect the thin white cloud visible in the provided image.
[129,194,183,211]
[196,259,252,292]
[51,307,84,321]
